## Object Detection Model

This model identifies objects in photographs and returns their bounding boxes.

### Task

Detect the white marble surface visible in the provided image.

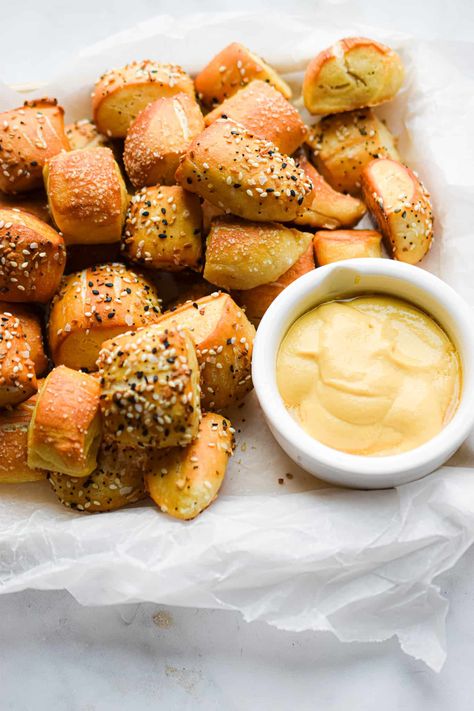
[2,0,474,708]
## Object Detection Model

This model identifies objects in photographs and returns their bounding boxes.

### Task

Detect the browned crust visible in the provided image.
[195,42,292,107]
[0,391,45,483]
[124,93,204,189]
[204,80,306,155]
[0,312,37,406]
[0,302,47,375]
[0,208,65,302]
[0,98,70,194]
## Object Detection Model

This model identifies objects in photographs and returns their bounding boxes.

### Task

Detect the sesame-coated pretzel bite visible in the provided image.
[48,442,148,513]
[313,229,383,266]
[122,185,202,272]
[361,158,433,264]
[195,42,292,108]
[65,119,110,151]
[0,209,65,303]
[303,37,404,115]
[0,98,70,194]
[293,153,366,230]
[0,302,47,376]
[27,365,102,477]
[92,60,195,138]
[0,391,45,483]
[156,293,255,411]
[204,80,307,156]
[204,216,313,291]
[97,326,201,450]
[44,147,128,245]
[306,109,399,195]
[146,413,235,520]
[48,263,162,372]
[234,244,315,327]
[0,312,37,407]
[124,93,204,189]
[175,120,313,222]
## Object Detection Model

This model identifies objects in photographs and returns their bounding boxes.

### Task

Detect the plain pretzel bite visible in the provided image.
[97,325,201,450]
[0,98,70,194]
[48,262,162,372]
[294,153,366,229]
[195,42,292,108]
[48,442,148,513]
[0,209,65,303]
[92,60,195,138]
[124,93,204,189]
[27,366,102,478]
[303,37,404,115]
[306,109,399,195]
[156,292,255,411]
[0,391,45,484]
[44,147,128,245]
[122,185,202,272]
[146,413,234,520]
[204,80,306,155]
[234,244,315,326]
[175,120,313,223]
[204,216,313,291]
[361,158,433,264]
[313,229,383,266]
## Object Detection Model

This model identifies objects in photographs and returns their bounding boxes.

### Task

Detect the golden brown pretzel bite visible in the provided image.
[195,42,292,108]
[97,326,201,450]
[0,208,65,303]
[92,60,195,138]
[0,313,37,407]
[204,80,306,155]
[0,391,45,483]
[0,98,70,194]
[146,413,234,520]
[306,109,399,195]
[48,262,162,372]
[124,93,204,189]
[0,302,47,376]
[175,120,313,222]
[303,37,404,115]
[27,366,102,477]
[313,229,383,265]
[122,185,202,271]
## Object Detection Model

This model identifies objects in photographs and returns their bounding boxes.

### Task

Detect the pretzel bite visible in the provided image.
[175,120,313,222]
[146,413,234,520]
[27,366,102,477]
[204,80,306,155]
[65,242,122,274]
[195,42,291,108]
[204,216,312,291]
[122,185,202,272]
[294,153,366,229]
[0,392,45,483]
[307,109,399,195]
[0,192,50,223]
[156,293,255,411]
[48,262,162,371]
[124,94,204,188]
[0,98,70,194]
[303,37,404,115]
[44,147,128,245]
[97,326,201,450]
[313,229,382,266]
[0,313,37,407]
[361,158,433,264]
[0,302,47,375]
[65,119,110,151]
[92,60,195,138]
[0,209,65,303]
[235,244,315,326]
[48,442,148,512]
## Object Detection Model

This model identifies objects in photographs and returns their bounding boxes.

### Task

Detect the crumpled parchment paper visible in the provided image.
[1,8,474,672]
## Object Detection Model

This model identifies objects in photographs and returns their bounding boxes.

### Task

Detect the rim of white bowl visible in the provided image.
[252,259,474,484]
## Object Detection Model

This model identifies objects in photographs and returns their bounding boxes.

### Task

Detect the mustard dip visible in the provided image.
[277,295,461,456]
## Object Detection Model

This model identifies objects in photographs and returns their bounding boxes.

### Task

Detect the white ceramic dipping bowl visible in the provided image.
[252,258,474,489]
